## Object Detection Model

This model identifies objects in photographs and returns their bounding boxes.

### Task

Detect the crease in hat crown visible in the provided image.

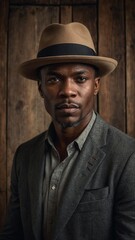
[19,22,118,81]
[38,22,96,53]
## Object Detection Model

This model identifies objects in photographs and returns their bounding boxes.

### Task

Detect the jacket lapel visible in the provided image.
[28,134,45,240]
[53,114,108,240]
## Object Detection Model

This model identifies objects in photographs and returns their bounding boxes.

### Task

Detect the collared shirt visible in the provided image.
[43,112,96,239]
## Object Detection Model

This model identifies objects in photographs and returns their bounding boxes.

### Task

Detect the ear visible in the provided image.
[94,77,100,95]
[38,80,44,98]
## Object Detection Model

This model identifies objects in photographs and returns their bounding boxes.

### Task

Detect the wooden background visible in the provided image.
[0,0,135,229]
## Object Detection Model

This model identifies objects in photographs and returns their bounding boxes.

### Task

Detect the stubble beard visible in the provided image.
[55,113,83,129]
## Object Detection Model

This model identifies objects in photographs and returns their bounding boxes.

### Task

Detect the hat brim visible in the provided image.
[19,55,118,80]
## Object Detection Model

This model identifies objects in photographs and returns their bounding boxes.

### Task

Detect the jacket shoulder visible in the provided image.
[16,131,47,154]
[96,114,135,150]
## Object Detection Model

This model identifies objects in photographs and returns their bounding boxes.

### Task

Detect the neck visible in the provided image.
[53,126,81,161]
[52,112,93,160]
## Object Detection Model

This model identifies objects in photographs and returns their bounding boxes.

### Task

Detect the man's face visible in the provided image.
[39,63,100,129]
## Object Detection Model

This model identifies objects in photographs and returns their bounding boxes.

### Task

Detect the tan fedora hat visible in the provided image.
[19,22,118,80]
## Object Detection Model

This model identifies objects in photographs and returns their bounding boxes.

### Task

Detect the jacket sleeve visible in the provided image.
[0,148,24,240]
[114,152,135,240]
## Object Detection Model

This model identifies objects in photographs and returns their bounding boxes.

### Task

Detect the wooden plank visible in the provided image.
[98,0,125,132]
[7,6,59,196]
[126,0,135,138]
[0,0,9,229]
[60,5,72,23]
[72,4,98,111]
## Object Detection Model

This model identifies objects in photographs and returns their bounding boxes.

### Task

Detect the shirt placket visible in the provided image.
[46,158,66,238]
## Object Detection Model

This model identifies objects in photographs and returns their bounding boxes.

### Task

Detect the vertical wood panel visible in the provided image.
[126,0,135,137]
[7,6,59,194]
[98,0,125,131]
[0,0,9,229]
[60,6,72,23]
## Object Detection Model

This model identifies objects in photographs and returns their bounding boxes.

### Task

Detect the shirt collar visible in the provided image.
[75,111,96,150]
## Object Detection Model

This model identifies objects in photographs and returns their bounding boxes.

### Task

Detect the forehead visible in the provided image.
[40,63,96,75]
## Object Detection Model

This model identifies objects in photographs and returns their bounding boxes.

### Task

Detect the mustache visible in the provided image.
[55,101,80,109]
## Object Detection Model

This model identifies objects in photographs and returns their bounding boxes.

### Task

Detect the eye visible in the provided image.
[46,76,60,84]
[76,76,88,83]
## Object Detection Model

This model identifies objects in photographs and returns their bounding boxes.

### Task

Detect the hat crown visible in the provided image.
[38,22,96,53]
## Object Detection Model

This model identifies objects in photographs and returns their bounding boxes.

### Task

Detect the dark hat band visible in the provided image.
[37,43,96,58]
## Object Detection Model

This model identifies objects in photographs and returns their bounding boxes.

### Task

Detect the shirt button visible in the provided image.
[51,185,56,190]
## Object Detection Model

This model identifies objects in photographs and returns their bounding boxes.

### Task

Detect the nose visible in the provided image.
[59,79,77,98]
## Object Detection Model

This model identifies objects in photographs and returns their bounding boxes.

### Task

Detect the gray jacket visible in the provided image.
[0,114,135,240]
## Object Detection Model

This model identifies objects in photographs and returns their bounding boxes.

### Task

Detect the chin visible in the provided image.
[58,120,81,129]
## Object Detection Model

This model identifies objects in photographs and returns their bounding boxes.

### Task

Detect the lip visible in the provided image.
[56,103,80,109]
[55,102,80,114]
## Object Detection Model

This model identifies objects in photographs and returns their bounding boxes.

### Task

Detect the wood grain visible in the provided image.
[126,0,135,137]
[98,0,125,132]
[0,0,9,229]
[60,5,72,23]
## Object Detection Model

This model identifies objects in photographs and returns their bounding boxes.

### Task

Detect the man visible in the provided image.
[0,22,135,240]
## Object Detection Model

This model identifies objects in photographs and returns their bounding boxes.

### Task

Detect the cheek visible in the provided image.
[41,86,53,101]
[82,88,95,105]
[80,89,95,115]
[41,90,52,110]
[43,95,52,110]
[42,90,56,115]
